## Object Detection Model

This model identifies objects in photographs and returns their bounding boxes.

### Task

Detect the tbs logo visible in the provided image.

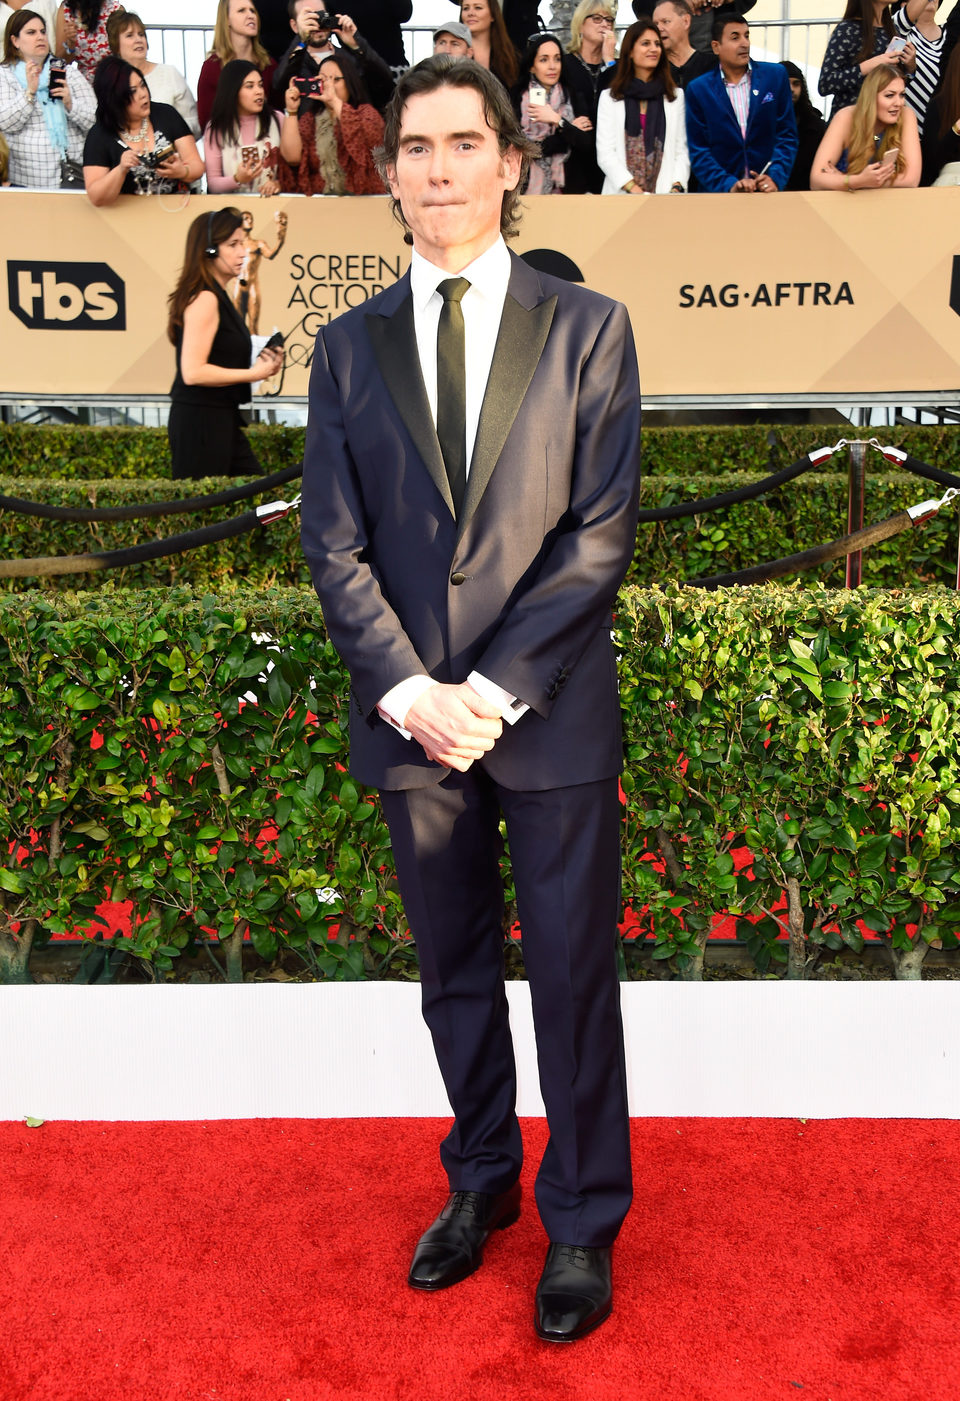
[7,261,126,331]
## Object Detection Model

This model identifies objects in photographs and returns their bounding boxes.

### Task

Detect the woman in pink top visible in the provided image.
[197,0,277,132]
[55,0,124,83]
[204,59,281,195]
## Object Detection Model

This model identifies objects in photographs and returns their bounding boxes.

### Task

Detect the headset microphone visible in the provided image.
[204,210,218,257]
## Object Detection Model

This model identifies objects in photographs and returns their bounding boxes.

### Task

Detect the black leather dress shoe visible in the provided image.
[407,1182,522,1290]
[535,1242,613,1342]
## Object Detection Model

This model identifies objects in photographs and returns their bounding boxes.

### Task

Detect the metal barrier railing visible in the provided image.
[142,17,840,100]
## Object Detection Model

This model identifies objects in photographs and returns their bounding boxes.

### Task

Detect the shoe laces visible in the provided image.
[449,1191,484,1218]
[556,1244,591,1267]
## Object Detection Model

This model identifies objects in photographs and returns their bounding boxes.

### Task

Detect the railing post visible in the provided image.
[845,440,866,588]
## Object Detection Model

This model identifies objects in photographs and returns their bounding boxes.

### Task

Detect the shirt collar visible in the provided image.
[410,237,511,312]
[722,61,752,88]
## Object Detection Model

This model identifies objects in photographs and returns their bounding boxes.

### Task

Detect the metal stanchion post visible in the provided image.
[846,441,866,588]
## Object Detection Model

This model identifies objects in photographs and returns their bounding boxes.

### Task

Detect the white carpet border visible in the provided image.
[1,981,957,1121]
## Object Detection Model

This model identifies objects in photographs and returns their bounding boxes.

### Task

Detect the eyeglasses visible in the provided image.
[585,13,614,24]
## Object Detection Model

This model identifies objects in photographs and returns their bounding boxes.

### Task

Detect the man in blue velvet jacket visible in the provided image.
[685,14,798,192]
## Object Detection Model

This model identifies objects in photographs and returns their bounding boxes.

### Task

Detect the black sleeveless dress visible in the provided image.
[168,283,262,480]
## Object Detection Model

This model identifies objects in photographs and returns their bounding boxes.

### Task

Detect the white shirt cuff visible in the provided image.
[468,670,528,726]
[377,675,436,740]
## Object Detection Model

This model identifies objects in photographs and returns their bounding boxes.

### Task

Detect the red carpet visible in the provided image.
[1,1117,958,1401]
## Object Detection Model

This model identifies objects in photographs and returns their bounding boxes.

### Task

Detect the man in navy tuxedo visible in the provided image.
[300,56,641,1342]
[685,13,798,191]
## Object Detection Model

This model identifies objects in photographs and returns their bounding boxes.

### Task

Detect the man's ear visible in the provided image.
[501,144,523,192]
[385,162,400,200]
[711,38,720,54]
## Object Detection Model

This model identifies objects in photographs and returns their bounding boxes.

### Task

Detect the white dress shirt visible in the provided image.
[378,236,528,736]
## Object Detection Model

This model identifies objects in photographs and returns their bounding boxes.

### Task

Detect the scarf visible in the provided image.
[623,76,667,192]
[521,81,573,195]
[313,107,345,195]
[15,58,68,157]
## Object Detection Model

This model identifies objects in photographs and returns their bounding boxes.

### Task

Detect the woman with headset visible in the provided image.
[166,206,284,481]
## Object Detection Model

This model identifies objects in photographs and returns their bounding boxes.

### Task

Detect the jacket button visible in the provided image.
[450,571,466,585]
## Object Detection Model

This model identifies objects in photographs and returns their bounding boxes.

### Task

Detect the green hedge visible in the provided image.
[1,585,959,984]
[1,468,958,592]
[3,421,960,482]
[0,425,304,481]
[618,584,960,980]
[0,478,309,592]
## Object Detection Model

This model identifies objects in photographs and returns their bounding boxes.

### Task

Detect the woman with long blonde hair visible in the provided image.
[811,63,920,189]
[197,0,277,131]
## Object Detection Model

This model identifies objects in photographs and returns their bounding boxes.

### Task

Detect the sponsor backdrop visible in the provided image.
[1,190,959,400]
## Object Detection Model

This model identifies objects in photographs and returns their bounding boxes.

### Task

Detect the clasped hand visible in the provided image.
[404,682,503,772]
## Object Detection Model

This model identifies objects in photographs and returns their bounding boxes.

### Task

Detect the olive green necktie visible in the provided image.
[435,276,471,515]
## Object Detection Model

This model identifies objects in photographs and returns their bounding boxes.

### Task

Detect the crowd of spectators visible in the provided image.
[1,0,959,197]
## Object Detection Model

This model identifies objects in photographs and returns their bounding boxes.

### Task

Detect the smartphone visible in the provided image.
[264,331,284,351]
[240,145,259,166]
[887,37,907,53]
[880,146,899,165]
[529,84,546,105]
[48,59,66,100]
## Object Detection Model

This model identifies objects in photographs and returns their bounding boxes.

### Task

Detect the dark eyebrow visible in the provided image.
[399,129,487,148]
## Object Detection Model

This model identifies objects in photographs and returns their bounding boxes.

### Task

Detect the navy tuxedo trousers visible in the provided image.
[381,769,633,1248]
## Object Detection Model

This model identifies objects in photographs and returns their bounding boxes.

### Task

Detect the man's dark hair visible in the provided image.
[374,55,539,243]
[93,55,146,137]
[712,11,749,42]
[651,0,693,16]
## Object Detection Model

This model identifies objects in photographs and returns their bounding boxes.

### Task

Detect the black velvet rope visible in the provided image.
[686,510,917,590]
[896,454,960,493]
[0,509,272,578]
[636,452,821,523]
[0,464,303,523]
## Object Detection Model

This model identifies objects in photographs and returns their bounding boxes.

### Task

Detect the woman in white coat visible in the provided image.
[597,18,688,193]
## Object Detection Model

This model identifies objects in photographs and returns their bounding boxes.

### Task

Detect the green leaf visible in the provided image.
[0,867,26,894]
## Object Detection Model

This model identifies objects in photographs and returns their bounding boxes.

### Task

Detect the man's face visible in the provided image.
[434,31,473,57]
[293,3,333,46]
[386,83,522,271]
[712,22,750,71]
[653,4,687,55]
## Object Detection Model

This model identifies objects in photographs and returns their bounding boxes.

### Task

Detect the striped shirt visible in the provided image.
[723,62,752,138]
[893,8,944,137]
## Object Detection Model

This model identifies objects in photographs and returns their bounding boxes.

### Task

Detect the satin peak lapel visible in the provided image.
[365,293,455,519]
[459,288,557,534]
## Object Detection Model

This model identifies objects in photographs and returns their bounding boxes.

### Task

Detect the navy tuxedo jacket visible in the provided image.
[685,59,798,193]
[300,250,642,793]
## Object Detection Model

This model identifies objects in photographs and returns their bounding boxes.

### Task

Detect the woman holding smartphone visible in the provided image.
[204,59,281,194]
[511,33,597,193]
[0,7,94,188]
[810,63,920,189]
[819,0,914,113]
[83,54,203,204]
[167,206,284,481]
